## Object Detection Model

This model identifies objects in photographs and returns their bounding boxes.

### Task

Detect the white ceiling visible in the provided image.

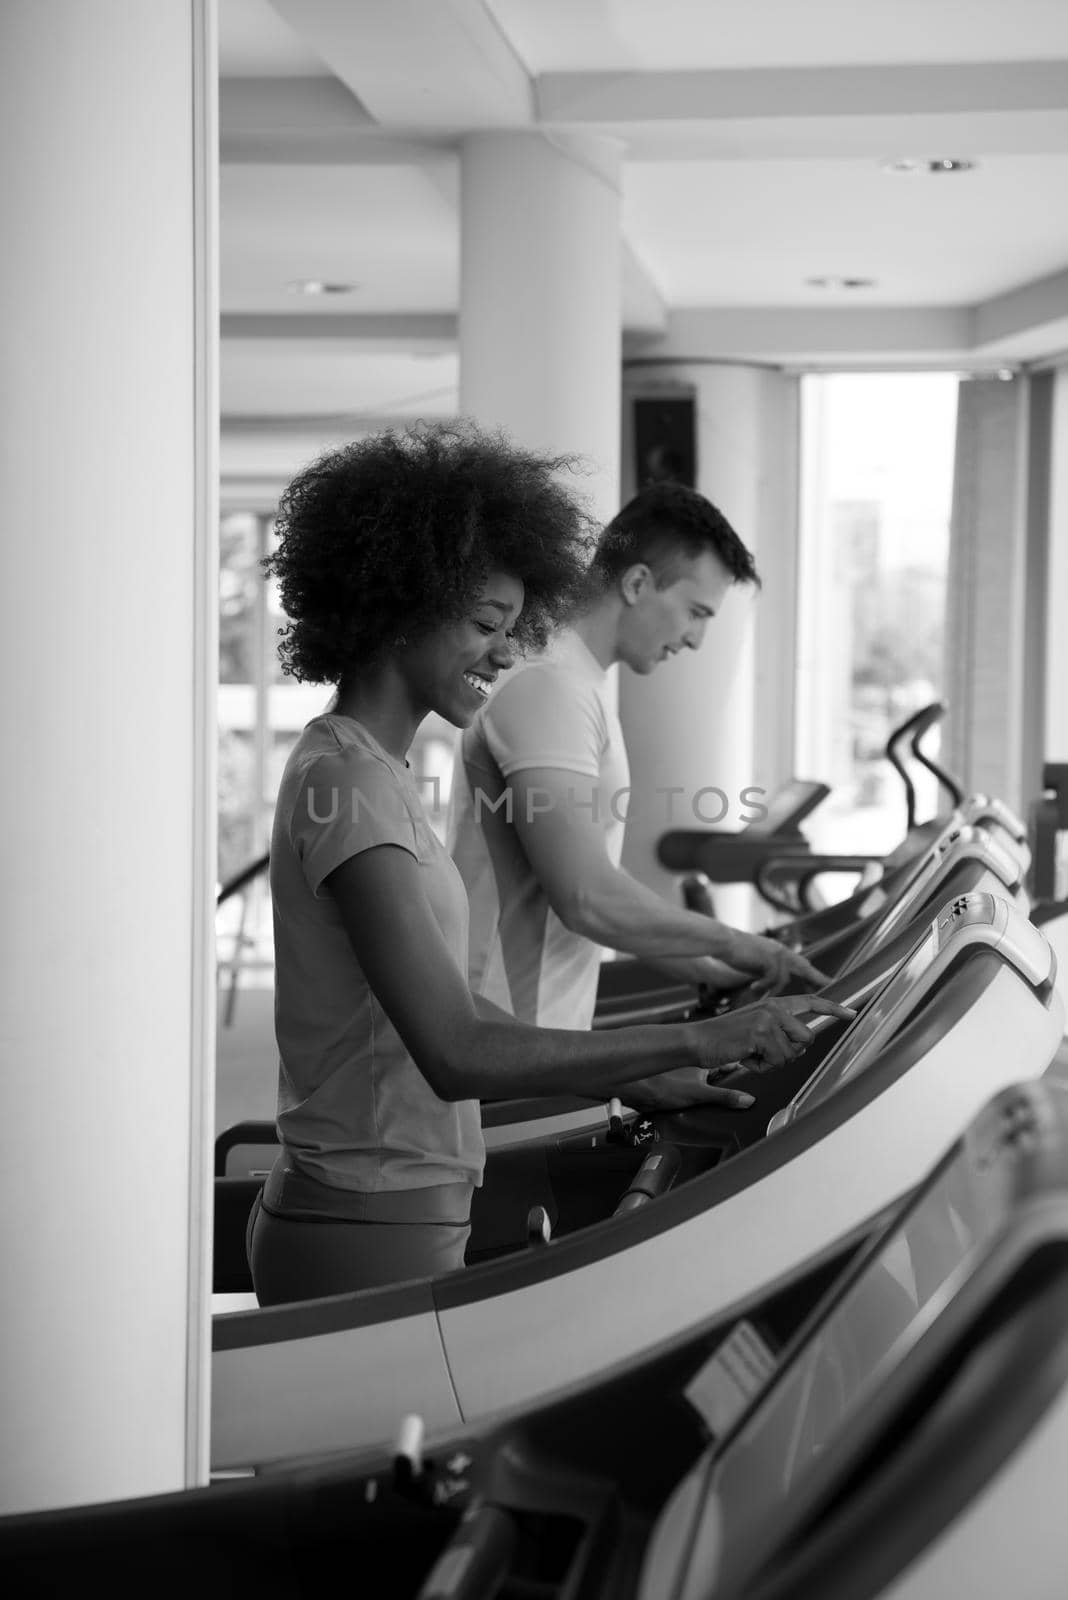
[218,0,1068,424]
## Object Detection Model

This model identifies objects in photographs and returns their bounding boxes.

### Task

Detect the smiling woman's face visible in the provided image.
[399,570,526,727]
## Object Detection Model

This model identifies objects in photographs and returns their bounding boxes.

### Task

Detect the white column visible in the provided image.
[459,131,623,534]
[0,0,217,1513]
[1046,368,1068,764]
[943,378,1028,813]
[619,365,800,929]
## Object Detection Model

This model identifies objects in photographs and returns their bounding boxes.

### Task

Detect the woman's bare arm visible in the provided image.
[324,845,853,1102]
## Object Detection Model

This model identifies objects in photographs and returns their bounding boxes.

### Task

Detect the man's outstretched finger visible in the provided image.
[757,995,857,1056]
[787,955,831,987]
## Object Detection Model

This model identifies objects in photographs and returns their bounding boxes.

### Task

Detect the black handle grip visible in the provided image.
[217,850,270,907]
[884,701,951,831]
[681,872,717,916]
[909,705,965,810]
[214,1118,279,1177]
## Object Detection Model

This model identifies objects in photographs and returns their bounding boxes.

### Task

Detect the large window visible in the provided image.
[796,373,959,860]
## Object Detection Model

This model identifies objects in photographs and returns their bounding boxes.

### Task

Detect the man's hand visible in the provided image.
[646,954,757,994]
[722,930,829,996]
[692,994,857,1079]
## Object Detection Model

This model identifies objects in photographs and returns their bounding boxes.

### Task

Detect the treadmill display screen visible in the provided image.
[749,781,826,834]
[789,921,940,1117]
[657,1127,1018,1600]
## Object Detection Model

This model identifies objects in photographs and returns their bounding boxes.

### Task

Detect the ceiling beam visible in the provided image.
[538,60,1068,125]
[222,413,449,435]
[973,265,1068,350]
[268,0,534,129]
[628,305,977,366]
[219,76,457,163]
[220,75,372,133]
[220,283,1068,365]
[219,65,1068,167]
[219,304,977,365]
[221,313,457,346]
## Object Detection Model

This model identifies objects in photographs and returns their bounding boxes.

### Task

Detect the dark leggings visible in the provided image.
[246,1190,471,1306]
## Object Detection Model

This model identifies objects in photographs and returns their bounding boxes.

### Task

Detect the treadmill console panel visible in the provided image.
[932,891,1053,988]
[771,892,1053,1130]
[847,820,1027,965]
[639,1080,1068,1600]
[959,792,1029,846]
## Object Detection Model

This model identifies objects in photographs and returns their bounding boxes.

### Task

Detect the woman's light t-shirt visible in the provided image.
[270,714,484,1193]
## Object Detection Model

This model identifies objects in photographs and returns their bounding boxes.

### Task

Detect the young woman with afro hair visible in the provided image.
[247,421,851,1305]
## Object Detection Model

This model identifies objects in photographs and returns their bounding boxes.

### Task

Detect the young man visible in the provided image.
[446,481,826,1030]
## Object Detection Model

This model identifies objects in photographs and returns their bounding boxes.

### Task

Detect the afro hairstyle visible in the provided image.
[263,420,599,684]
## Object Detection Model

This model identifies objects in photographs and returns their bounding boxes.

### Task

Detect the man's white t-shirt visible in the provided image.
[447,630,630,1029]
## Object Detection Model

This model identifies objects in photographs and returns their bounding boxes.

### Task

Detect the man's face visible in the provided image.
[617,547,734,674]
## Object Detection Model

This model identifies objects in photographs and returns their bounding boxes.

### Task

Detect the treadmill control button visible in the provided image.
[527,1205,553,1245]
[431,1477,471,1507]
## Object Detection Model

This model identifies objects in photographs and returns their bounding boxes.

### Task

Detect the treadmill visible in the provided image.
[0,1180,899,1596]
[12,1077,1068,1600]
[651,701,958,925]
[772,809,1030,979]
[636,1075,1068,1600]
[658,793,1028,958]
[208,891,1062,1474]
[1028,762,1068,1058]
[593,775,832,1016]
[209,807,1035,1308]
[211,796,1031,1268]
[598,795,1030,1036]
[409,1074,1068,1600]
[210,904,913,1307]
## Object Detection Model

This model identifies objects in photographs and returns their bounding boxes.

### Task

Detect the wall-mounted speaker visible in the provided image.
[632,395,697,488]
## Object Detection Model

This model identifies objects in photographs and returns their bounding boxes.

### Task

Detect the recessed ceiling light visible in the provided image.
[805,276,876,290]
[879,157,976,175]
[286,279,358,295]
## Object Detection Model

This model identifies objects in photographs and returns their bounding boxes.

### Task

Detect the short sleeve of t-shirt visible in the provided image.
[483,665,604,781]
[289,745,419,896]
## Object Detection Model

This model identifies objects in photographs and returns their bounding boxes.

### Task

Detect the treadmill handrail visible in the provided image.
[217,850,270,908]
[751,852,886,917]
[887,702,948,827]
[214,1096,620,1177]
[909,704,964,813]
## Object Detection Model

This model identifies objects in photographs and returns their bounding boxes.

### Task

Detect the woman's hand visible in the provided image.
[622,992,857,1112]
[617,1066,759,1113]
[691,994,857,1079]
[722,930,829,996]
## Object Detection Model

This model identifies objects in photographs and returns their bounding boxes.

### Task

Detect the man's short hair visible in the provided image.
[592,481,761,590]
